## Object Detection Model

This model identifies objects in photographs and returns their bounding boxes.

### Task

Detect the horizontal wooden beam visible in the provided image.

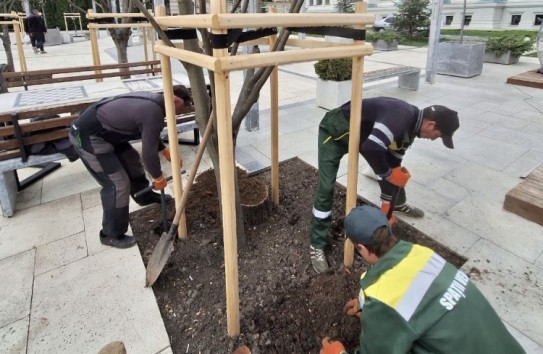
[154,13,375,29]
[86,12,150,19]
[88,23,151,29]
[154,43,218,71]
[218,44,373,72]
[286,37,350,48]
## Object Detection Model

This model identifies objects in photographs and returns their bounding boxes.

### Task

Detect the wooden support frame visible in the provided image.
[0,14,27,72]
[63,13,83,35]
[153,1,373,337]
[86,9,157,81]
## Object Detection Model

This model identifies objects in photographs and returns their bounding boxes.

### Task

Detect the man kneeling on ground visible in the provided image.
[320,205,525,354]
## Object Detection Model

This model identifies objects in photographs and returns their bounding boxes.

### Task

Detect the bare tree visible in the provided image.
[172,0,305,246]
[0,0,21,72]
[67,0,150,70]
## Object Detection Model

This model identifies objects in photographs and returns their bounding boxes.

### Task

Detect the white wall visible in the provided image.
[306,0,542,30]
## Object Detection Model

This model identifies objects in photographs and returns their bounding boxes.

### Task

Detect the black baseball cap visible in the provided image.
[422,105,459,149]
[344,205,390,245]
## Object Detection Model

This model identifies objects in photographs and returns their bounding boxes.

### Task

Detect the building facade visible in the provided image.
[306,0,543,30]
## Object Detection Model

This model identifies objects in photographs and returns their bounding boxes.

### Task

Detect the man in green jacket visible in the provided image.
[320,205,525,354]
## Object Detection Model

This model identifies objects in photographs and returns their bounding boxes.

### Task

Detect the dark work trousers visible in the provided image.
[310,108,406,250]
[30,32,45,52]
[69,128,149,237]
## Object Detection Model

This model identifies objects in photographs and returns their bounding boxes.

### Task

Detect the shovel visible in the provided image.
[145,119,214,287]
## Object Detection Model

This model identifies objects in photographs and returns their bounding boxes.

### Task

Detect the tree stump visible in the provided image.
[239,171,271,226]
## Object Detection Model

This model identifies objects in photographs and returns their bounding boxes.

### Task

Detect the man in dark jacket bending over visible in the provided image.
[310,97,460,273]
[69,86,192,249]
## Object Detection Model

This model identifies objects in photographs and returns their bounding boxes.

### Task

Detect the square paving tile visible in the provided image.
[447,196,543,263]
[0,317,28,354]
[0,250,34,328]
[29,247,169,354]
[464,240,543,347]
[0,195,84,260]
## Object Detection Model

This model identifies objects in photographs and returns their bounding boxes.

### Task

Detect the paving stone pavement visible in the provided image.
[1,31,542,353]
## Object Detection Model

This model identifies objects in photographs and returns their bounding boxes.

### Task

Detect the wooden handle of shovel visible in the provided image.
[168,118,214,231]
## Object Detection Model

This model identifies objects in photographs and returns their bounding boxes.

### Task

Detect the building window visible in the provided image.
[535,14,543,26]
[510,15,521,26]
[309,0,313,5]
[445,16,453,25]
[325,0,330,4]
[316,0,322,5]
[464,15,472,26]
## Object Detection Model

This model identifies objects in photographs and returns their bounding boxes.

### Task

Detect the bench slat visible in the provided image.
[2,60,161,89]
[1,60,160,78]
[20,68,161,87]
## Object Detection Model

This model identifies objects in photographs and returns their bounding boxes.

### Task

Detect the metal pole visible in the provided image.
[22,0,30,15]
[424,0,443,84]
[460,0,467,44]
[244,0,260,132]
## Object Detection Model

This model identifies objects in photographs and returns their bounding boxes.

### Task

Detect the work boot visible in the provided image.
[394,203,425,217]
[100,230,136,249]
[40,51,47,54]
[32,47,38,54]
[310,245,330,274]
[134,190,172,206]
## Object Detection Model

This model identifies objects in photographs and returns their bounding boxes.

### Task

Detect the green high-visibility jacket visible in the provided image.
[352,241,525,354]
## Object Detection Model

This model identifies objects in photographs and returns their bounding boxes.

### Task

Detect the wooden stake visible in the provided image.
[269,6,279,206]
[211,0,240,337]
[13,21,27,72]
[344,2,367,268]
[160,51,188,239]
[88,27,102,82]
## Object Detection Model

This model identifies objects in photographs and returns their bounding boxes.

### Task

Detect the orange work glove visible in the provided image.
[320,337,347,354]
[380,201,396,225]
[162,148,184,168]
[387,166,411,188]
[152,174,167,191]
[345,298,360,317]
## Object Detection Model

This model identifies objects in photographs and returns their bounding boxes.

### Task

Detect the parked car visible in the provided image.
[373,15,395,32]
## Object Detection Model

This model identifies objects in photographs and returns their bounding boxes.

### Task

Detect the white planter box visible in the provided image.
[316,78,352,110]
[484,51,520,65]
[372,39,398,51]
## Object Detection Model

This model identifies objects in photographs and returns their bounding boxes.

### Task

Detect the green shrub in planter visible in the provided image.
[366,30,402,44]
[486,35,535,57]
[314,57,352,81]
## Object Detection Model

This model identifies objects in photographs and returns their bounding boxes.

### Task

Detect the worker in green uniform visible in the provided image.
[319,205,526,354]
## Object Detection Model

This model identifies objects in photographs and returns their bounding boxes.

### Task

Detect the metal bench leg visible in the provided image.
[0,170,18,217]
[162,128,201,146]
[398,71,421,90]
[16,162,62,191]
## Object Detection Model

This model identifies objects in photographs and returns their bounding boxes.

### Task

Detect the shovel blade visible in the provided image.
[145,231,175,287]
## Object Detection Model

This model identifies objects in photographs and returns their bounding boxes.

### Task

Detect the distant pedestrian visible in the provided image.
[26,9,47,54]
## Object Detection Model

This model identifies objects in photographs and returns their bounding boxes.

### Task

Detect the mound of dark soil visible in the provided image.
[130,158,465,354]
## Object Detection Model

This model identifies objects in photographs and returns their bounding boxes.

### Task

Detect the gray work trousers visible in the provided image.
[69,128,149,237]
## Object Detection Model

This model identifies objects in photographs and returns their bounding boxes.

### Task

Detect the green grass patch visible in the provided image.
[440,29,538,39]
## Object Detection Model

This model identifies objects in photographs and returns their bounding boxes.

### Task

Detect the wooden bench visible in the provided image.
[0,60,161,92]
[364,65,421,90]
[0,102,94,217]
[503,164,543,226]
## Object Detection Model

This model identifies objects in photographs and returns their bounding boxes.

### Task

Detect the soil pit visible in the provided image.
[130,158,466,353]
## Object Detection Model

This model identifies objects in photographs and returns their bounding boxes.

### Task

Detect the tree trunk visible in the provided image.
[1,25,15,72]
[174,0,305,249]
[108,28,131,78]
